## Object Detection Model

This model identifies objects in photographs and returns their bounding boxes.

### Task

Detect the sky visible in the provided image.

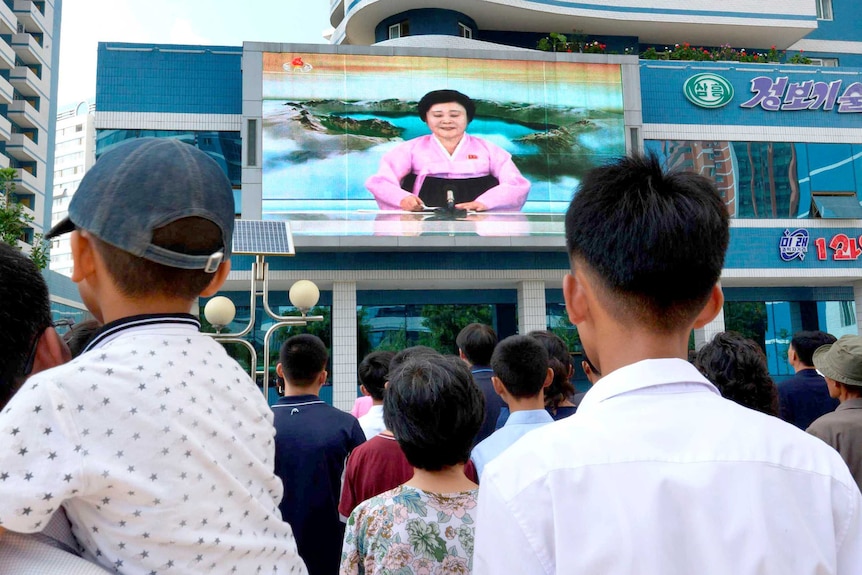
[57,0,331,108]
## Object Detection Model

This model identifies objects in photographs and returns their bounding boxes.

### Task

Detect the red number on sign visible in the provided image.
[814,237,827,260]
[829,234,862,260]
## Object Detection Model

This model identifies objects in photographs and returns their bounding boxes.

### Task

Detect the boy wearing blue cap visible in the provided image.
[0,139,308,574]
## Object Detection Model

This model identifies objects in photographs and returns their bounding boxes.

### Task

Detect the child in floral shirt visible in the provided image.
[341,354,485,574]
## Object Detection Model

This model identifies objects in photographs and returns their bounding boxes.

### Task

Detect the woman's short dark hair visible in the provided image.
[384,355,485,471]
[694,331,779,416]
[527,330,575,410]
[390,345,440,373]
[418,89,475,123]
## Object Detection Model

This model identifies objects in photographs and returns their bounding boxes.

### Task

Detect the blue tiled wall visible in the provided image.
[231,252,571,273]
[96,43,242,114]
[728,226,862,269]
[641,62,862,129]
[805,0,861,42]
[231,229,862,274]
[374,9,477,42]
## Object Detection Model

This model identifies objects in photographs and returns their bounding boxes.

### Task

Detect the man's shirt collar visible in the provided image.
[83,313,200,353]
[578,358,720,413]
[505,409,554,426]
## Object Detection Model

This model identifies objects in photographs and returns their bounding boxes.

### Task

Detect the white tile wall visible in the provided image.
[517,280,547,334]
[95,112,241,131]
[331,282,358,411]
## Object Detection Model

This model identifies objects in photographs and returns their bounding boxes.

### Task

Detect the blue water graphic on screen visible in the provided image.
[262,101,624,214]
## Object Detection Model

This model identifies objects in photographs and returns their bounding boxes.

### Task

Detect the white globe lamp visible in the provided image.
[289,280,320,315]
[204,296,236,333]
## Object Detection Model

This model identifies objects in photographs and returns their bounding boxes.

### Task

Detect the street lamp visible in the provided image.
[203,220,324,397]
[204,265,323,396]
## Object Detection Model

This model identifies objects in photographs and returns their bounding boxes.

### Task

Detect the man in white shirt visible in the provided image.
[473,154,862,575]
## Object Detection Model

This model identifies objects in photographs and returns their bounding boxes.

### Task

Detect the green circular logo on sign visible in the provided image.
[683,73,735,108]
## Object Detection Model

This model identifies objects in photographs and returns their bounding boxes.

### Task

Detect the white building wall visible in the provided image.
[517,280,547,334]
[49,102,95,277]
[331,282,359,411]
[0,0,57,254]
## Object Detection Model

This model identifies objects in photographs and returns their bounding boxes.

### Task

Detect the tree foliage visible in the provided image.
[724,301,768,351]
[418,304,493,355]
[0,167,49,269]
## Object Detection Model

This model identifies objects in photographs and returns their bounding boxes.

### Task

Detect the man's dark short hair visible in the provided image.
[456,323,497,366]
[279,334,328,385]
[358,351,395,400]
[791,330,837,367]
[695,331,779,416]
[0,243,52,408]
[491,335,550,399]
[384,355,485,471]
[92,217,223,301]
[565,153,729,332]
[528,330,575,408]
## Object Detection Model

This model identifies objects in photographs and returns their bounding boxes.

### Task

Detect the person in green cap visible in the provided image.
[807,334,862,491]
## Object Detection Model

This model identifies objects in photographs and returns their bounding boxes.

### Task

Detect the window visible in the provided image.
[458,22,473,39]
[809,57,839,67]
[629,127,640,153]
[388,21,408,40]
[840,301,856,327]
[246,119,257,167]
[816,0,833,20]
[75,124,83,132]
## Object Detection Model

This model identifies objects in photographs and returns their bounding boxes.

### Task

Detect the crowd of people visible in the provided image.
[0,139,860,575]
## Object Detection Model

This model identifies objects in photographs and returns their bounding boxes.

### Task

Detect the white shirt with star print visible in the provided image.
[0,314,308,575]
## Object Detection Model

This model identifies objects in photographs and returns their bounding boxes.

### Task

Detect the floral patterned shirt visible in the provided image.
[340,485,478,575]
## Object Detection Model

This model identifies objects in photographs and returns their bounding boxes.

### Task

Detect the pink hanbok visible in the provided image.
[366,134,530,210]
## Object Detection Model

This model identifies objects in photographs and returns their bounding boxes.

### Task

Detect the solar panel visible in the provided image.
[232,220,295,256]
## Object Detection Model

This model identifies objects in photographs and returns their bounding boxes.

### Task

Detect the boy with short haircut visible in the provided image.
[473,154,862,574]
[273,334,365,575]
[471,335,553,476]
[355,350,395,439]
[0,138,307,574]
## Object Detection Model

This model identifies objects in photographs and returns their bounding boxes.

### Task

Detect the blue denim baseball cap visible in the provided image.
[46,138,234,272]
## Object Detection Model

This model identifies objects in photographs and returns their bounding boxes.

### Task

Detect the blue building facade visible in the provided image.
[94,1,861,406]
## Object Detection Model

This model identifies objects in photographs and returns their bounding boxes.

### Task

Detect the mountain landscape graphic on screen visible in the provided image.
[261,51,625,237]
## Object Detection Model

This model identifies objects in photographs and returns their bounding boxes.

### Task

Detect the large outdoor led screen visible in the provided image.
[261,51,625,236]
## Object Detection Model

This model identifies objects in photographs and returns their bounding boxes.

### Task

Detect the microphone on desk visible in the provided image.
[433,186,466,219]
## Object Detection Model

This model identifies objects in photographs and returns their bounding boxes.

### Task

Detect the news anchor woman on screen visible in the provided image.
[366,89,531,212]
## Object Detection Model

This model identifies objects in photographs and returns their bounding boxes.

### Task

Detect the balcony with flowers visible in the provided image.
[536,34,812,65]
